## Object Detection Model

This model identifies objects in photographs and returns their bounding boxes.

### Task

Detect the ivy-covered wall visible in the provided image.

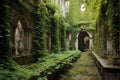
[0,0,74,79]
[59,17,66,52]
[107,0,120,56]
[32,0,48,61]
[0,0,12,61]
[95,0,120,58]
[69,25,79,50]
[95,0,108,53]
[32,0,68,57]
[51,15,60,53]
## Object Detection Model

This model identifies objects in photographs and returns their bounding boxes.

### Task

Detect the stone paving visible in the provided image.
[59,52,100,80]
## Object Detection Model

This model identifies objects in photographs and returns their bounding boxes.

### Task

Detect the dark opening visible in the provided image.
[78,31,89,52]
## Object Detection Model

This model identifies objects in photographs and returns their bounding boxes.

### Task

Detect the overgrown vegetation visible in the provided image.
[66,0,101,49]
[32,0,48,61]
[94,0,120,60]
[32,0,68,59]
[27,50,81,80]
[59,17,67,52]
[51,14,60,53]
[1,0,119,80]
[69,26,79,50]
[0,0,12,57]
[0,0,77,80]
[0,51,81,80]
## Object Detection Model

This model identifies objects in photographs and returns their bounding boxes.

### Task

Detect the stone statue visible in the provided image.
[17,39,24,55]
[15,20,25,55]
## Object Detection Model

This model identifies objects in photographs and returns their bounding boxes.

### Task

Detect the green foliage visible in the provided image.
[0,51,79,80]
[68,0,81,24]
[45,0,60,15]
[0,1,29,80]
[32,0,64,55]
[0,67,26,80]
[0,0,12,57]
[94,0,120,57]
[68,0,101,24]
[106,0,119,35]
[32,0,48,61]
[24,50,81,79]
[12,0,34,13]
[37,77,47,80]
[93,0,107,53]
[66,0,101,49]
[0,51,81,80]
[105,0,120,56]
[84,37,89,44]
[69,25,79,50]
[59,17,67,52]
[51,14,60,53]
[0,57,33,80]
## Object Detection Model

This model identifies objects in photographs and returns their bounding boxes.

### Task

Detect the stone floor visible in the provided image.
[58,52,100,80]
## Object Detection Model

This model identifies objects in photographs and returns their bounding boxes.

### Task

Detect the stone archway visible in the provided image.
[13,15,33,56]
[75,31,93,51]
[78,31,89,52]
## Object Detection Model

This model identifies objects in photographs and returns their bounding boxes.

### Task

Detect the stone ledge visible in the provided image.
[13,54,33,65]
[91,52,120,80]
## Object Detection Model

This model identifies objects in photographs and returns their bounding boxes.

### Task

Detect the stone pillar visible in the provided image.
[75,33,79,50]
[66,32,71,49]
[86,31,93,51]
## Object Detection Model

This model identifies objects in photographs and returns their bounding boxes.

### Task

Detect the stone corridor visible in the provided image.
[59,53,100,80]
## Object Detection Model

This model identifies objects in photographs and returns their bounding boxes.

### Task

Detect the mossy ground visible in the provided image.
[59,52,100,80]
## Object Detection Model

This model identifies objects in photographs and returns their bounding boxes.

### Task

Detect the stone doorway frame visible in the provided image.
[75,31,93,51]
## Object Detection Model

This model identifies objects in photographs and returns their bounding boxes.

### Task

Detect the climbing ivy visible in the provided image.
[51,14,60,53]
[106,0,120,56]
[59,17,66,52]
[0,0,12,59]
[94,0,120,58]
[32,0,48,61]
[0,1,29,80]
[69,25,79,50]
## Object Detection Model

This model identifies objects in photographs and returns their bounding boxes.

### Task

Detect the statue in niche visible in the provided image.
[15,20,25,55]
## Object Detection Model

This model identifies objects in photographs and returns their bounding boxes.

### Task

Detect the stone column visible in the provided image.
[75,33,79,50]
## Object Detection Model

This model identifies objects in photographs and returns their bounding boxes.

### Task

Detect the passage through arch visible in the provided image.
[78,31,89,52]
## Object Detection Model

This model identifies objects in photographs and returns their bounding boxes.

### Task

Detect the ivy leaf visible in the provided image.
[0,74,5,79]
[3,5,10,8]
[37,77,47,80]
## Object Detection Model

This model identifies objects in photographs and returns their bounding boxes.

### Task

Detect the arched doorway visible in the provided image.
[78,31,89,52]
